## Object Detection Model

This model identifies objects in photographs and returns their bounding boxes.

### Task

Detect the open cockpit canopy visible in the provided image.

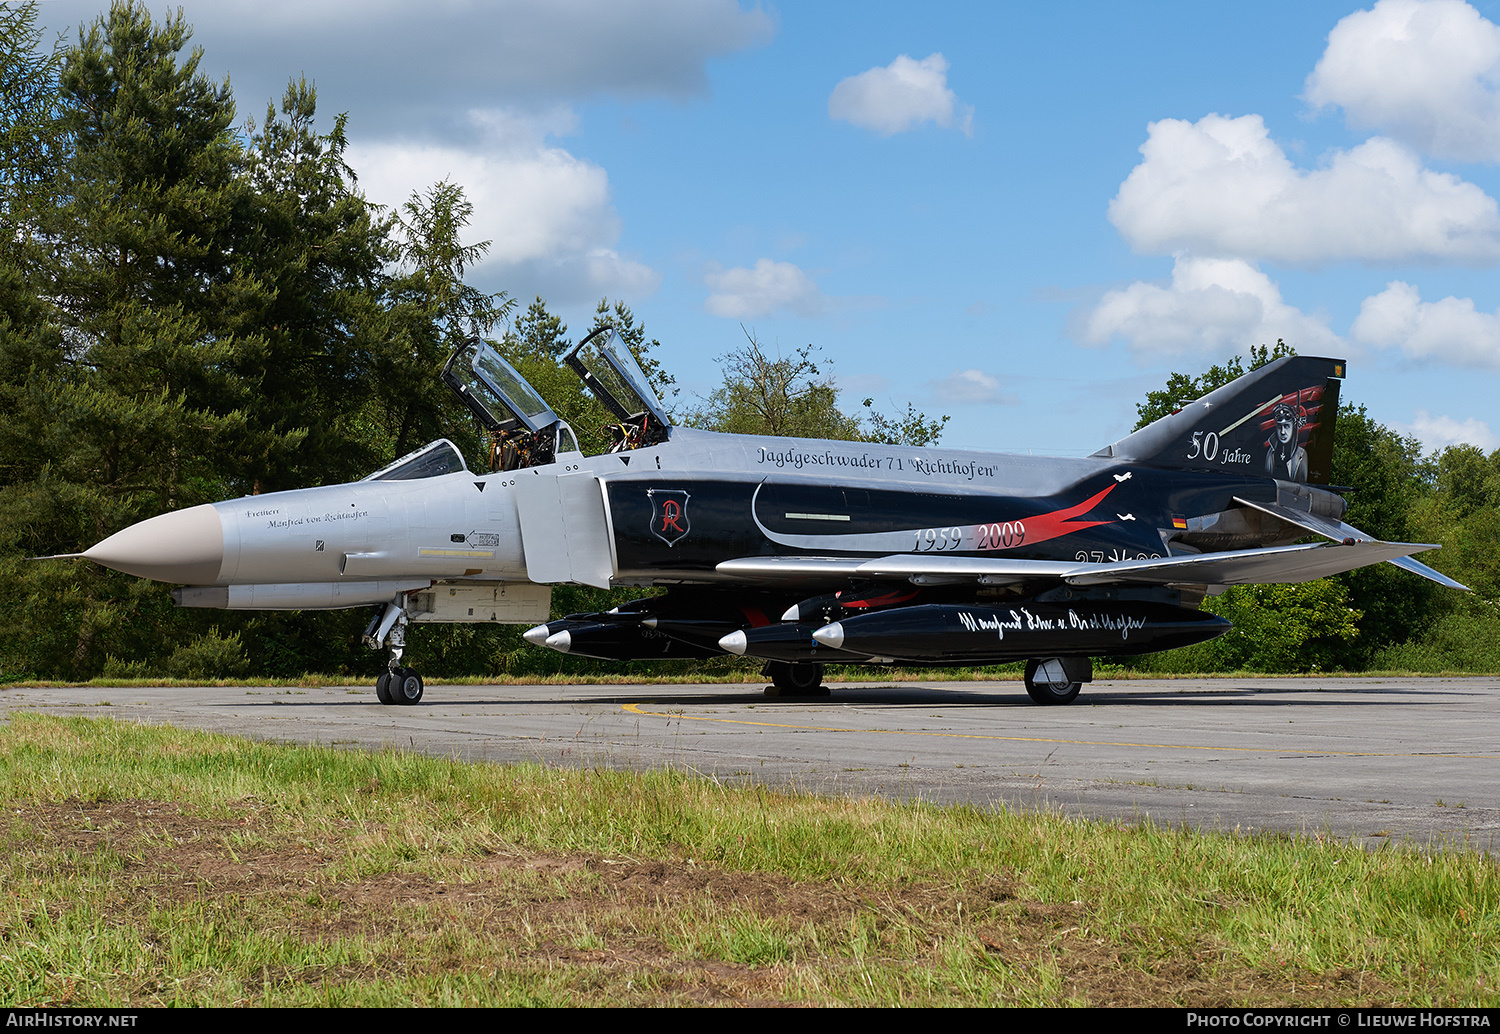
[441,338,578,471]
[565,327,672,450]
[442,338,559,435]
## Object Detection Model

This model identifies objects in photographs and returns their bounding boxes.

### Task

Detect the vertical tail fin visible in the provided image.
[1092,356,1345,485]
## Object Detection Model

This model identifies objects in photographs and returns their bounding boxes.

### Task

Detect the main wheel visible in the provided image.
[375,671,395,705]
[1023,658,1081,705]
[765,661,827,696]
[393,668,424,705]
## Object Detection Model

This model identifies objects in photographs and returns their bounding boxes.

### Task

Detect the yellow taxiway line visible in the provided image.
[620,701,1500,759]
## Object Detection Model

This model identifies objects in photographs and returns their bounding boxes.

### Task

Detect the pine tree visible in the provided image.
[0,1,62,255]
[499,297,619,456]
[0,0,65,479]
[382,180,513,462]
[236,77,395,489]
[588,297,675,402]
[511,296,570,359]
[0,2,268,677]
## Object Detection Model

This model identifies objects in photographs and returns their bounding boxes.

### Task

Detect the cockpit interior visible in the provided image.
[439,327,671,473]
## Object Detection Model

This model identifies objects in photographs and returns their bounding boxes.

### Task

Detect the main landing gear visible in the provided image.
[364,599,424,706]
[763,661,828,697]
[1023,657,1088,705]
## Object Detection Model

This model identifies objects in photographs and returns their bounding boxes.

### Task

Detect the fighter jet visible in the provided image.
[68,333,1466,705]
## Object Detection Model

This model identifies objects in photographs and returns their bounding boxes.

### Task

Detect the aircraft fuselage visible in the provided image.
[73,348,1460,705]
[133,427,1296,597]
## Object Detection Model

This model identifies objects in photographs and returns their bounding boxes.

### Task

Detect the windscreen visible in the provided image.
[362,439,468,481]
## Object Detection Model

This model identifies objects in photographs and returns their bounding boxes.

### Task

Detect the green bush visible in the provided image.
[1138,579,1360,674]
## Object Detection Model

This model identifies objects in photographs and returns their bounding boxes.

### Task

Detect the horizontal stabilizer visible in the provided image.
[1233,496,1470,591]
[1385,554,1470,591]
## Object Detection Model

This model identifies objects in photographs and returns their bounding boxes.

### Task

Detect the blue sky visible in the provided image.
[32,0,1500,457]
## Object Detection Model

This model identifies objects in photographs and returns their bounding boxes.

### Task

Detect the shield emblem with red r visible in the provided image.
[647,489,691,547]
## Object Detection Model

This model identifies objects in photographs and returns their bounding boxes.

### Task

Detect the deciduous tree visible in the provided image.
[1133,340,1295,430]
[685,329,946,446]
[686,332,863,440]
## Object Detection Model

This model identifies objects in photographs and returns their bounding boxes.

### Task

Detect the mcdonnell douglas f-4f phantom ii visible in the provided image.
[68,333,1467,705]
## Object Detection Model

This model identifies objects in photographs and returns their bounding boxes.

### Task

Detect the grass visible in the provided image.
[1,712,1498,1006]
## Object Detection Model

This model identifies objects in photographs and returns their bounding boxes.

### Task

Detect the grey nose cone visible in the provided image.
[544,630,573,653]
[718,629,748,655]
[811,622,844,650]
[522,623,551,646]
[82,504,224,585]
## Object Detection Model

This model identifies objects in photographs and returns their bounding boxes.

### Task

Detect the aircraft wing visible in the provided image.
[716,538,1440,589]
[1060,539,1433,587]
[713,554,1076,584]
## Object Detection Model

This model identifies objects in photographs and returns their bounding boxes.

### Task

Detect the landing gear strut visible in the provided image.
[763,661,828,697]
[364,599,424,706]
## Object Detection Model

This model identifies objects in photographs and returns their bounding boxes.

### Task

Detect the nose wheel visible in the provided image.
[365,599,424,706]
[377,667,424,705]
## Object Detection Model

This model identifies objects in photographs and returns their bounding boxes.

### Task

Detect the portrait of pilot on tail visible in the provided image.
[1264,401,1308,482]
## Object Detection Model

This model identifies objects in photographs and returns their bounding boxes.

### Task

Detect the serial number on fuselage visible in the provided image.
[1075,549,1163,562]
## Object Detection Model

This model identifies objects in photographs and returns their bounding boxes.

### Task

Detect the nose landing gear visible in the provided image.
[376,666,424,705]
[365,599,424,706]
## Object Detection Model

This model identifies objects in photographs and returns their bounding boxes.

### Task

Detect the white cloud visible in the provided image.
[348,109,658,303]
[1391,409,1500,451]
[1078,256,1342,359]
[1109,114,1500,263]
[174,0,774,123]
[1306,0,1500,163]
[704,259,825,318]
[828,53,973,137]
[1351,280,1500,366]
[927,369,1017,405]
[34,0,772,158]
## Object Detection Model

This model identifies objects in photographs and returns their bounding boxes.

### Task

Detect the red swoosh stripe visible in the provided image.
[982,482,1118,551]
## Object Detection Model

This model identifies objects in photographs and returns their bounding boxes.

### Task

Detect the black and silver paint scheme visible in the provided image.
[63,332,1466,705]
